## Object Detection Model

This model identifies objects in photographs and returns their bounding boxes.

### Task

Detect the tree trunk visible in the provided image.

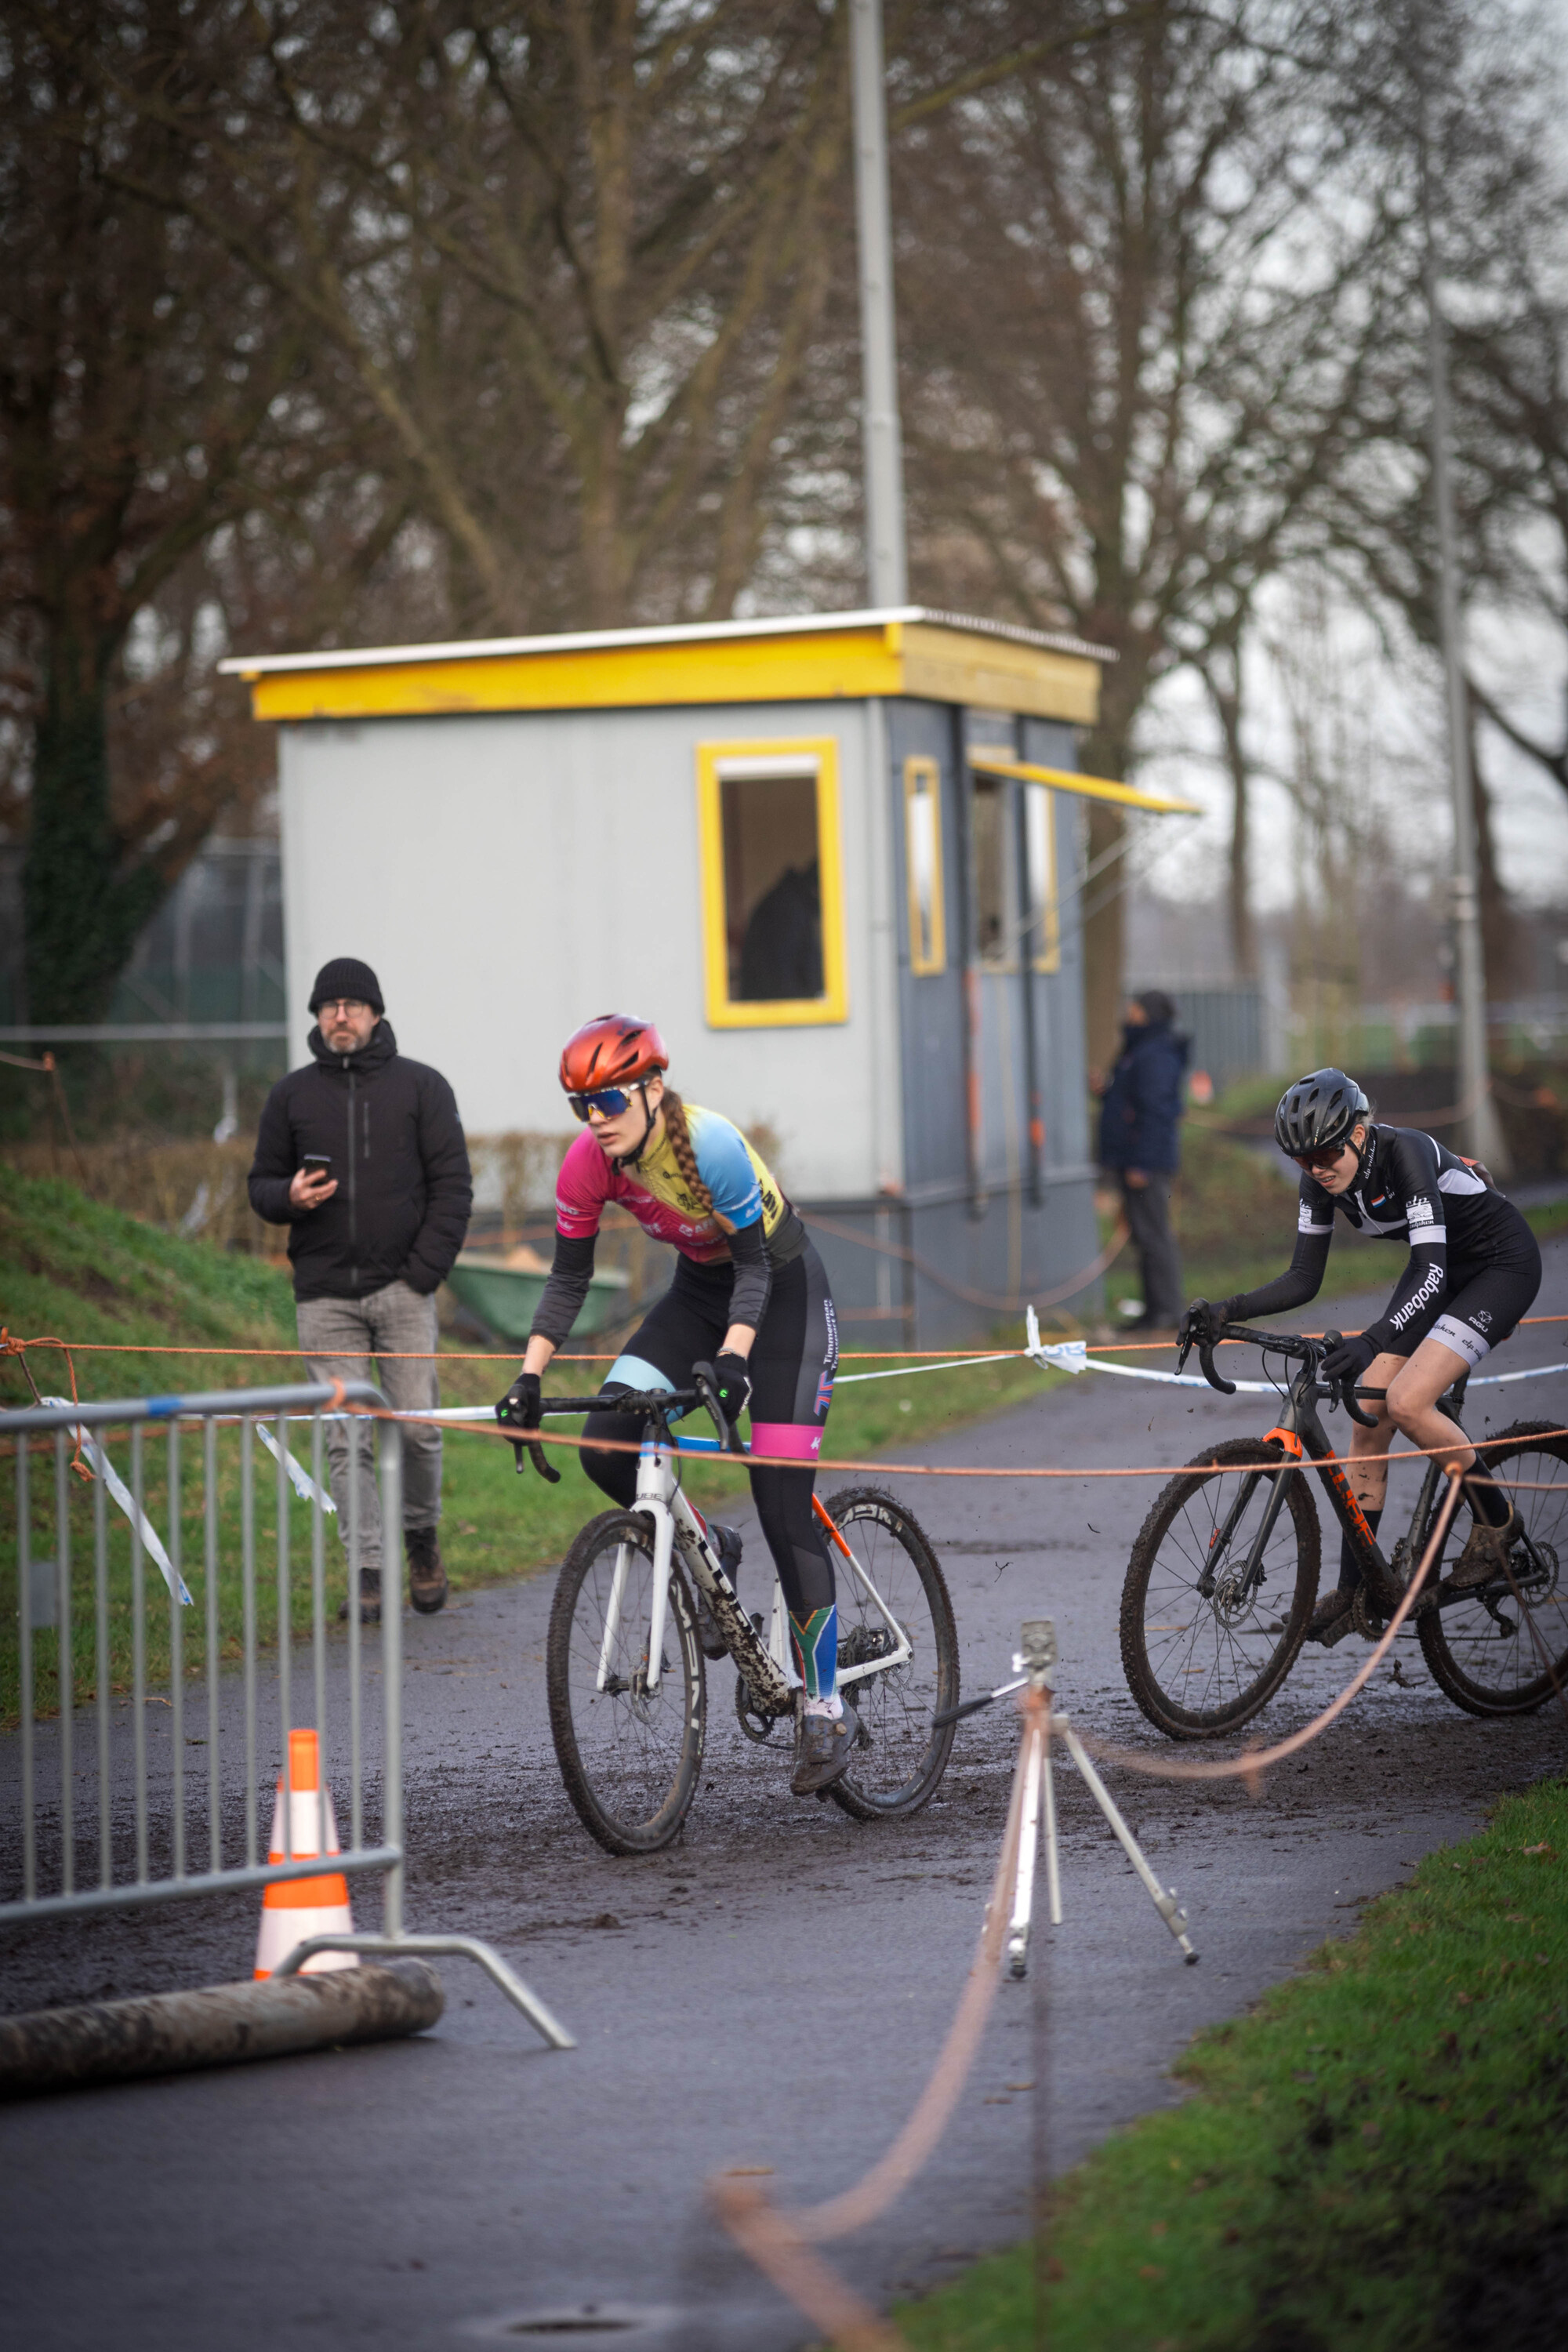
[23,626,164,1025]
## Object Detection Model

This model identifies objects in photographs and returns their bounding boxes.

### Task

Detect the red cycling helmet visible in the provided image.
[558,1014,669,1096]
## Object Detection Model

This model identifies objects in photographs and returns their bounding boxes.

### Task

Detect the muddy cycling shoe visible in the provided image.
[1305,1585,1358,1647]
[1447,1508,1524,1592]
[338,1568,382,1624]
[790,1700,862,1798]
[405,1526,448,1615]
[693,1525,744,1658]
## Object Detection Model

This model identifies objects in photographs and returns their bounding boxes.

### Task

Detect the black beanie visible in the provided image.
[1138,988,1177,1027]
[310,957,384,1015]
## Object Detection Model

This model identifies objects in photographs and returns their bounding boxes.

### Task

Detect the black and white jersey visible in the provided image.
[1233,1125,1526,1353]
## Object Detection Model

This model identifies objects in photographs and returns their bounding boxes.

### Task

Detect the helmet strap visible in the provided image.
[1351,1122,1374,1181]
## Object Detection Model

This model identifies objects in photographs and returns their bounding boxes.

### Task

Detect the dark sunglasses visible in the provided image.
[568,1085,635,1123]
[1293,1145,1348,1172]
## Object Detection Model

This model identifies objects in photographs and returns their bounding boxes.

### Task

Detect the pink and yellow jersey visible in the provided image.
[554,1104,793,1265]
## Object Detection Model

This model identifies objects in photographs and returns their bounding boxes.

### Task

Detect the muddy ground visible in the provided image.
[2,1250,1566,2349]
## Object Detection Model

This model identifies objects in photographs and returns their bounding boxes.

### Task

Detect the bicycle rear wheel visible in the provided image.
[1417,1422,1568,1716]
[546,1511,706,1855]
[1120,1438,1321,1740]
[818,1488,959,1820]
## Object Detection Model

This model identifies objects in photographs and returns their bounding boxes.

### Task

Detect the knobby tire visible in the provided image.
[546,1510,706,1856]
[1417,1421,1568,1717]
[1120,1438,1321,1740]
[818,1487,960,1820]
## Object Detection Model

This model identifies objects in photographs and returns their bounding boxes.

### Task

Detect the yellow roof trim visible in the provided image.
[967,750,1203,817]
[223,607,1107,726]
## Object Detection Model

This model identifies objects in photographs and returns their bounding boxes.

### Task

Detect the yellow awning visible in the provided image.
[968,750,1202,816]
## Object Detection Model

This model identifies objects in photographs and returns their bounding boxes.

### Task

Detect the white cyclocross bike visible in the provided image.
[516,1381,960,1853]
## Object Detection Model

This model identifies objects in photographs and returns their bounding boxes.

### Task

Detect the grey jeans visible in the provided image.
[296,1281,442,1570]
[1120,1173,1184,1327]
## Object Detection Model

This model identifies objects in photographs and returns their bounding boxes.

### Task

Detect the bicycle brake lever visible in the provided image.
[1318,1332,1379,1431]
[499,1406,561,1483]
[1199,1336,1237,1397]
[693,1366,742,1454]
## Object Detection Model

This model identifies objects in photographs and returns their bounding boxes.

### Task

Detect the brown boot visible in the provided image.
[405,1526,448,1615]
[338,1567,382,1624]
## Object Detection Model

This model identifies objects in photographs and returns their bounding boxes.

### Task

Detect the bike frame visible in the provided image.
[1214,1352,1462,1608]
[604,1423,914,1701]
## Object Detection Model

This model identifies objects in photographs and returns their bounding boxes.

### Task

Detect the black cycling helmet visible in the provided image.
[1273,1068,1370,1157]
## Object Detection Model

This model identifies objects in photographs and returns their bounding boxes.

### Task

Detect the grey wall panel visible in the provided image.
[902,1178,1102,1348]
[279,700,880,1196]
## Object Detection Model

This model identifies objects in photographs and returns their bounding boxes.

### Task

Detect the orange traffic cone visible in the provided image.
[254,1728,357,1978]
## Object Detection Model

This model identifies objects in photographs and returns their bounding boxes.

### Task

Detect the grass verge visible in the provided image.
[4,1153,1566,1726]
[0,1168,1067,1723]
[898,1774,1568,2351]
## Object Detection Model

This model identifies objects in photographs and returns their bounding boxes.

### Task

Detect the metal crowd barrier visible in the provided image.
[1,1382,571,2049]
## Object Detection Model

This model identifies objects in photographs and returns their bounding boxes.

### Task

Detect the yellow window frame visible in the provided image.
[1023,780,1061,974]
[903,755,947,975]
[696,736,849,1028]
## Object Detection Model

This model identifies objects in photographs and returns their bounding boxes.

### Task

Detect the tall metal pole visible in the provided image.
[851,0,909,607]
[1417,38,1507,1168]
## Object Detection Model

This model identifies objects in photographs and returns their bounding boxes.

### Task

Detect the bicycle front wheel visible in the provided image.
[1417,1422,1568,1716]
[1120,1439,1321,1740]
[819,1487,960,1820]
[546,1511,706,1855]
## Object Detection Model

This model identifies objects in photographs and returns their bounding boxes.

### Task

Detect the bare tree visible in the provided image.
[891,1,1392,1065]
[0,0,405,1022]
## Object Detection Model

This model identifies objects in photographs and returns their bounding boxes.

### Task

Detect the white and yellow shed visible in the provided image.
[223,606,1194,1344]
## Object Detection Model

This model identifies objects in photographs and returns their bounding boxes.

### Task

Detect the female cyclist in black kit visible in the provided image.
[1181,1068,1542,1645]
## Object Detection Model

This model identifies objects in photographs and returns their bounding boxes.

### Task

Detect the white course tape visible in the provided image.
[254,1418,336,1512]
[42,1398,194,1606]
[1023,1310,1568,1396]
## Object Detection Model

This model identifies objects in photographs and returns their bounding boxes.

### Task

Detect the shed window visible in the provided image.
[1023,781,1061,973]
[903,757,946,975]
[971,772,1015,970]
[696,738,848,1027]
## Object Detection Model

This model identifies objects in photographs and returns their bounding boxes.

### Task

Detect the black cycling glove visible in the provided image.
[1319,1331,1376,1390]
[496,1370,560,1483]
[695,1351,752,1451]
[1178,1295,1239,1355]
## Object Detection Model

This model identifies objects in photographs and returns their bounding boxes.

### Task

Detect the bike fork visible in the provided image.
[1205,1413,1300,1602]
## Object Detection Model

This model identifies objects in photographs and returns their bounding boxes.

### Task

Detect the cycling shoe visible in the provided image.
[790,1700,862,1798]
[1447,1509,1523,1592]
[1305,1585,1357,1647]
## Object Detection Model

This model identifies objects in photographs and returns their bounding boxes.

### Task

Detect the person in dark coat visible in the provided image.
[1096,988,1189,1333]
[249,957,472,1619]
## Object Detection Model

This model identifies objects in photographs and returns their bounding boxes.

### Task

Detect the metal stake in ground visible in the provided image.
[956,1623,1200,1974]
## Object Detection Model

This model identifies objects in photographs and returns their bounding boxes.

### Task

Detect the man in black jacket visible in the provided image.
[249,957,472,1619]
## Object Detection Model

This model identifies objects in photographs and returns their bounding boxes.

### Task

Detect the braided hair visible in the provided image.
[658,1089,714,1216]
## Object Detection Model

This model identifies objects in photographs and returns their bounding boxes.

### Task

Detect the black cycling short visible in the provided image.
[1387,1229,1542,1367]
[579,1239,839,1616]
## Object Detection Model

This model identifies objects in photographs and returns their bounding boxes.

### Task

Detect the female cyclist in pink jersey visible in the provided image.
[496,1014,854,1795]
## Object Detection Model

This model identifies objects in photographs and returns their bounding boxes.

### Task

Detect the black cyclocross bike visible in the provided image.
[515,1379,959,1853]
[1118,1321,1568,1740]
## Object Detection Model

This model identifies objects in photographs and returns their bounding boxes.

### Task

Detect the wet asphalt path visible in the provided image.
[2,1247,1567,2350]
